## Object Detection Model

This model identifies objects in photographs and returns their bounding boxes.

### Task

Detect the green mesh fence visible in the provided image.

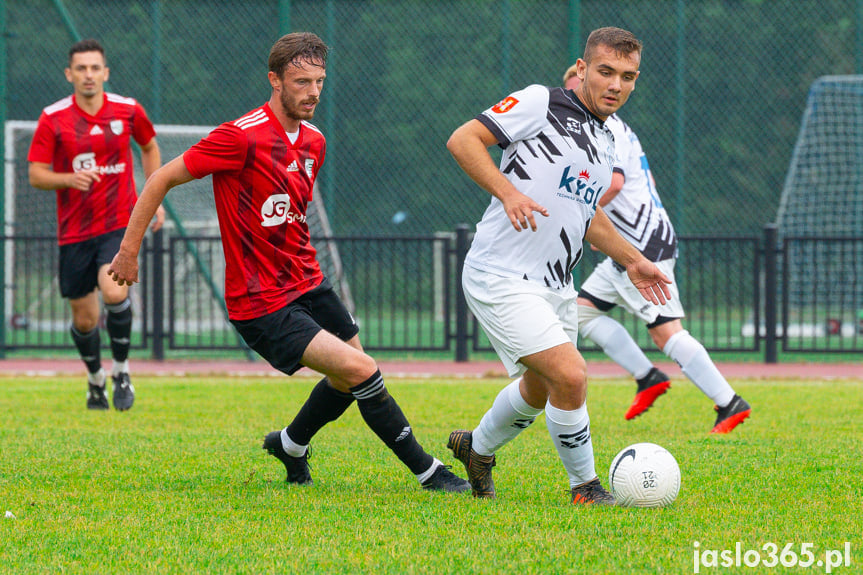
[6,0,863,239]
[4,0,863,356]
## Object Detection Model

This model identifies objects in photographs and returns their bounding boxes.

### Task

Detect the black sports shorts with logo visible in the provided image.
[59,228,125,299]
[231,277,360,376]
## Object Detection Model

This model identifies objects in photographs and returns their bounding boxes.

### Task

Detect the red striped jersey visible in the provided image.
[27,93,156,245]
[183,103,326,320]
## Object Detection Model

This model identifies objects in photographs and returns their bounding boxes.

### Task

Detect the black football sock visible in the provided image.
[350,370,434,475]
[70,325,102,375]
[286,377,355,445]
[105,298,132,363]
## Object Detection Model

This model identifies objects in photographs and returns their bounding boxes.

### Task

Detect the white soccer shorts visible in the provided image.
[462,265,579,377]
[579,257,684,325]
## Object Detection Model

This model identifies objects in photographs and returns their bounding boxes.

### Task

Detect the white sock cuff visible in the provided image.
[87,368,106,386]
[545,402,595,485]
[280,428,308,457]
[544,402,588,425]
[112,359,130,376]
[664,330,736,405]
[663,329,695,361]
[416,458,443,483]
[506,379,544,417]
[471,432,494,457]
[105,297,132,313]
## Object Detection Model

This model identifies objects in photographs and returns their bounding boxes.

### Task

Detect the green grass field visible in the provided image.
[1,374,861,574]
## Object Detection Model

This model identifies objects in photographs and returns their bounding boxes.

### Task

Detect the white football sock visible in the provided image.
[545,402,596,487]
[112,359,129,377]
[663,330,735,407]
[579,314,653,379]
[87,367,106,387]
[280,427,308,457]
[472,378,544,456]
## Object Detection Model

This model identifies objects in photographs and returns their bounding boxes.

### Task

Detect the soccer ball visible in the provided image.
[608,442,681,508]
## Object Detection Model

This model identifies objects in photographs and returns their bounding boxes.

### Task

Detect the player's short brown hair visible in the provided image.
[583,27,642,62]
[69,39,105,65]
[269,32,328,77]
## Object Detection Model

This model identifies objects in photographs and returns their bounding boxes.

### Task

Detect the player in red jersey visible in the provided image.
[107,32,468,493]
[28,39,164,411]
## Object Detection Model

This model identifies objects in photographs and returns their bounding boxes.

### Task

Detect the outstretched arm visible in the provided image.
[108,155,194,286]
[585,206,672,305]
[446,119,548,232]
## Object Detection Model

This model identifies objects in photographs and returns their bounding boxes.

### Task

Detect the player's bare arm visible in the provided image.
[598,171,624,207]
[447,119,548,232]
[585,206,671,305]
[28,161,101,191]
[588,171,625,252]
[109,155,194,286]
[139,136,166,232]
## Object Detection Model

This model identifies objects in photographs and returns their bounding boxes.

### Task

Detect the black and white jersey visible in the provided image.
[604,115,677,262]
[465,85,616,290]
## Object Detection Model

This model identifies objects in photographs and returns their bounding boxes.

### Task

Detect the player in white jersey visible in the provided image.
[563,66,752,434]
[446,27,672,506]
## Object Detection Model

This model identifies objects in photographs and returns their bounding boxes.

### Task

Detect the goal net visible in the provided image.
[4,121,352,341]
[775,76,863,334]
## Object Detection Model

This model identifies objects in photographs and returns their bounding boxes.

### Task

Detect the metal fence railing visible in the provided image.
[1,227,861,362]
[5,1,863,365]
[781,236,863,353]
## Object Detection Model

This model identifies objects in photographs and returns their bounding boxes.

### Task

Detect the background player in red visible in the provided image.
[107,32,468,493]
[28,39,164,411]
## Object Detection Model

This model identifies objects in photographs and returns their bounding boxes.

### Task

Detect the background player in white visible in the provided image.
[563,66,751,434]
[446,27,671,505]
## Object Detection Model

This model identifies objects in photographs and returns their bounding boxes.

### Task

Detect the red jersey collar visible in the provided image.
[262,102,303,148]
[71,93,107,120]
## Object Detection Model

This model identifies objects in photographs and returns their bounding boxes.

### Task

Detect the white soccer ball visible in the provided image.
[608,442,681,508]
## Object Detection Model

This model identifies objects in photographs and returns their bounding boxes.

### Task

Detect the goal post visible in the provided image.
[774,75,863,335]
[776,76,863,238]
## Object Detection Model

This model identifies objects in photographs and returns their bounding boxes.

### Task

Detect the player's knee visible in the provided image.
[342,350,379,386]
[518,377,550,409]
[71,309,99,333]
[100,284,129,306]
[650,319,684,351]
[328,354,379,392]
[649,331,667,350]
[72,318,99,333]
[558,355,588,397]
[558,374,588,409]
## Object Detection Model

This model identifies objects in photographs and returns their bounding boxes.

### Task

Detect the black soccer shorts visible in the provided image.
[58,228,125,299]
[231,278,360,375]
